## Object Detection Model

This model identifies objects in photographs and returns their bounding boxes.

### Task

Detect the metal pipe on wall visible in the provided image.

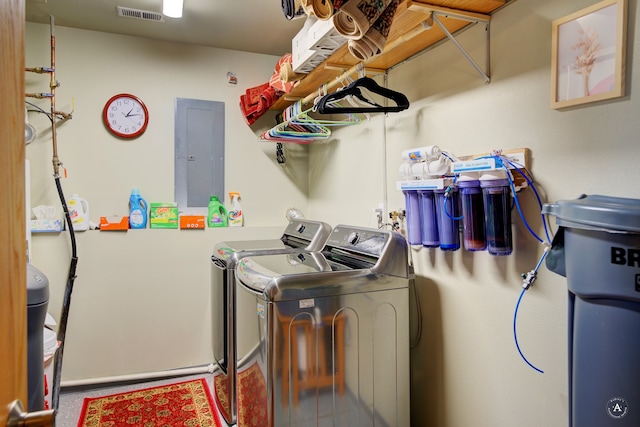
[60,364,216,388]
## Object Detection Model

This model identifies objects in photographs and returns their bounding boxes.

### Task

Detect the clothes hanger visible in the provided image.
[316,75,410,114]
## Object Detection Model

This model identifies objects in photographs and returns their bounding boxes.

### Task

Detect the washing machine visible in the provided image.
[210,219,332,425]
[233,225,412,427]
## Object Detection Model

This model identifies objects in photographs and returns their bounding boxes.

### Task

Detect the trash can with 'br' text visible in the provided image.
[543,194,640,427]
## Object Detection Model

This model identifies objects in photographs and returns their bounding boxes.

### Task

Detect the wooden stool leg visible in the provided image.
[336,316,345,396]
[291,323,300,407]
[282,322,290,408]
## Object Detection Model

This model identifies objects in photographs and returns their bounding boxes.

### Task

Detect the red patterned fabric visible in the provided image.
[76,378,220,427]
[333,0,394,39]
[347,0,400,60]
[269,54,300,94]
[214,362,268,426]
[240,83,283,126]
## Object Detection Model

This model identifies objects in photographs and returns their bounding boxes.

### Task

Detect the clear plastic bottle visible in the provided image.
[128,188,148,229]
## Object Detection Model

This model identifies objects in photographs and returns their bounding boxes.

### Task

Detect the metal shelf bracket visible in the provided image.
[422,10,491,84]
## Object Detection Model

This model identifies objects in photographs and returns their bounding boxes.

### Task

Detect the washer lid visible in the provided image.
[543,194,640,233]
[214,239,290,262]
[238,251,331,283]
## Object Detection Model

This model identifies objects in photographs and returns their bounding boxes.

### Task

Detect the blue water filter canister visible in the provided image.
[403,190,421,245]
[544,195,640,427]
[418,190,439,248]
[435,185,460,251]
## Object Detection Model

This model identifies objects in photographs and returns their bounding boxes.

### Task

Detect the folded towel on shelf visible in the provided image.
[270,54,301,93]
[347,0,400,60]
[240,83,282,126]
[332,0,393,40]
[282,0,306,20]
[280,61,305,83]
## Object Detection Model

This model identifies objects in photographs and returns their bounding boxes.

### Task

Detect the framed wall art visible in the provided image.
[551,0,627,109]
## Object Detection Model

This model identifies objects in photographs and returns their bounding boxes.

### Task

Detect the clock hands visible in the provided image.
[124,108,142,118]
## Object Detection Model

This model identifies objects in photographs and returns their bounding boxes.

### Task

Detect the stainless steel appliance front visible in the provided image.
[210,219,332,425]
[235,225,412,426]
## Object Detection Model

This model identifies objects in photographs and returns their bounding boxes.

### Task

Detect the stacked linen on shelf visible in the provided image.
[292,15,347,74]
[332,0,401,61]
[290,0,402,73]
[301,0,335,19]
[281,0,306,20]
[240,83,281,126]
[240,54,303,126]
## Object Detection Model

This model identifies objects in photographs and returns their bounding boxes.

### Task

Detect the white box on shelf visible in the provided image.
[292,17,346,74]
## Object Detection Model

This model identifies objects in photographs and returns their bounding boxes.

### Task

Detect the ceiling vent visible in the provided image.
[117,6,164,22]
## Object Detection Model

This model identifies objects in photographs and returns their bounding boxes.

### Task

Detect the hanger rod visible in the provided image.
[294,18,433,107]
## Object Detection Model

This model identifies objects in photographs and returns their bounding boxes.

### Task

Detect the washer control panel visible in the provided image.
[328,226,390,256]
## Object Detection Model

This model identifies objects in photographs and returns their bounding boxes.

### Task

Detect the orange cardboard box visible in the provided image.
[100,216,129,231]
[180,215,205,229]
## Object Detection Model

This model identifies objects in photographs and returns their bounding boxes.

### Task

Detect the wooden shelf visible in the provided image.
[271,0,509,111]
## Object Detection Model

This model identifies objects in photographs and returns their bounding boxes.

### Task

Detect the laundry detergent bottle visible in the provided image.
[68,194,89,231]
[228,192,243,227]
[128,188,148,229]
[208,195,228,227]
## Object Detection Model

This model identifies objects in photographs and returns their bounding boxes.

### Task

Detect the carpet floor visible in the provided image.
[56,373,217,427]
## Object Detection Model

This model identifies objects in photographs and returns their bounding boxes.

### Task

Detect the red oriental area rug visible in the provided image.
[77,378,220,427]
[214,362,267,426]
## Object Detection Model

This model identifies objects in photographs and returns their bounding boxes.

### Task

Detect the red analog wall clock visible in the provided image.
[102,93,149,138]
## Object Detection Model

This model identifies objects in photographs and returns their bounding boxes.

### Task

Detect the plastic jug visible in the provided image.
[68,194,89,231]
[129,188,148,229]
[228,192,243,227]
[208,195,228,227]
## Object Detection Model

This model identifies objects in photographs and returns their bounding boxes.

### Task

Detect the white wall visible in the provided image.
[26,0,640,424]
[308,0,640,426]
[25,24,308,380]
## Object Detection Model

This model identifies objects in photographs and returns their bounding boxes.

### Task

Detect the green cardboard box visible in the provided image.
[149,203,179,229]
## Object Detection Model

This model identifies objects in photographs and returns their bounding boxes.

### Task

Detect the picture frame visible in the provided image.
[551,0,627,109]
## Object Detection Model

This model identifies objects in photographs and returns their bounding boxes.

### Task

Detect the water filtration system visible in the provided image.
[398,146,554,375]
[397,146,532,255]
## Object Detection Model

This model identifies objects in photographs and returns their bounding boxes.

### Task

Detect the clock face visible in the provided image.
[103,94,149,138]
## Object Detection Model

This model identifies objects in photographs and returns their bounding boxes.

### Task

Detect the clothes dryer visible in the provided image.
[210,219,331,425]
[233,225,412,427]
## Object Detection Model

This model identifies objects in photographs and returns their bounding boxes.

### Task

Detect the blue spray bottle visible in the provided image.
[129,188,148,229]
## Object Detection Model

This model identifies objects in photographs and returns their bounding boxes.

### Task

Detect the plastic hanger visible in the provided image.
[316,76,410,114]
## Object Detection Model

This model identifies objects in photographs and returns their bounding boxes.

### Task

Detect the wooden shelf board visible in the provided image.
[270,0,508,111]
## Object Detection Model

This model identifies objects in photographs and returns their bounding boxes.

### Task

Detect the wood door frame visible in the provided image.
[1,0,27,421]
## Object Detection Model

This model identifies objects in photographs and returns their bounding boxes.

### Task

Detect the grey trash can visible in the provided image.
[543,194,640,427]
[26,263,49,412]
